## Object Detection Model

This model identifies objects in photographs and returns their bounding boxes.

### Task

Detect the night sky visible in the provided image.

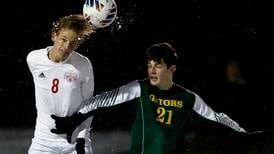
[0,0,273,133]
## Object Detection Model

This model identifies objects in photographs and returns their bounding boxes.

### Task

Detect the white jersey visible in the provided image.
[26,46,94,141]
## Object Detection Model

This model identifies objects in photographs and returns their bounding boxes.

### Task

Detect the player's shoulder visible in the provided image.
[173,83,196,96]
[26,47,48,62]
[172,83,199,105]
[136,78,149,87]
[71,51,92,65]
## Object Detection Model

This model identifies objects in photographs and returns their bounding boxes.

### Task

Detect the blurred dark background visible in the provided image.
[0,0,273,153]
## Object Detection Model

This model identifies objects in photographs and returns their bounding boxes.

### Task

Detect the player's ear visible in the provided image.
[170,65,176,73]
[51,32,57,42]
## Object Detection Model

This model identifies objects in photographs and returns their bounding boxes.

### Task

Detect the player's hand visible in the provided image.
[240,129,272,147]
[50,112,89,143]
[76,138,85,154]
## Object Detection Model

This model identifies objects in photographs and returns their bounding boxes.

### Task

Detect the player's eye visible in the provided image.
[155,64,163,68]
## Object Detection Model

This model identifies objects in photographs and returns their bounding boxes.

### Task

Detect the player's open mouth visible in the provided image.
[150,76,158,81]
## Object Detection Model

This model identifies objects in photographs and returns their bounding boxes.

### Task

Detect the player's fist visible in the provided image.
[76,138,85,154]
[50,113,87,143]
[239,129,272,148]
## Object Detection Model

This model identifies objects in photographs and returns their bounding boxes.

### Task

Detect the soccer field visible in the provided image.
[0,128,272,154]
[0,128,129,154]
[0,128,32,154]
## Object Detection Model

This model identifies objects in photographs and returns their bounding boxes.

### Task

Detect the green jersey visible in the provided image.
[80,78,246,153]
[130,79,196,153]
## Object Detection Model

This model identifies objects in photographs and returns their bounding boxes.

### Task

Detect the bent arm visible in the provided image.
[79,80,141,114]
[193,93,246,133]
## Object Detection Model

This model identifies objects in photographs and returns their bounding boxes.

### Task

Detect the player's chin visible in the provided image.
[149,78,159,86]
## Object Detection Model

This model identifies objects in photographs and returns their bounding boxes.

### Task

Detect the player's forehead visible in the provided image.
[147,59,166,65]
[57,29,82,41]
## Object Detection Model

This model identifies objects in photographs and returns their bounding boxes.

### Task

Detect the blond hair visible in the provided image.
[52,14,95,42]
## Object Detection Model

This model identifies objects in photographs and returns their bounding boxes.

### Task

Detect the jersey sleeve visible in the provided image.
[193,93,246,133]
[26,51,35,75]
[80,59,94,101]
[77,59,95,139]
[79,80,141,114]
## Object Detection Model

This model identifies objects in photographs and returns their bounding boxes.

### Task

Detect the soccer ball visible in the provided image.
[83,0,117,29]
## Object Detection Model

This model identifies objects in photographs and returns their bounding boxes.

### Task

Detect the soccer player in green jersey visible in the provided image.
[51,42,248,153]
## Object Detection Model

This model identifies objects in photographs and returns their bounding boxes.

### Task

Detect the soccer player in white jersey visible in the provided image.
[26,14,95,154]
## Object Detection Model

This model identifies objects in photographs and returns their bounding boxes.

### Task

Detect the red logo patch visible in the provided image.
[64,72,77,82]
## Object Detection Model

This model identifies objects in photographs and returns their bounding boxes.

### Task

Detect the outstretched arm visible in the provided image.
[79,80,141,114]
[51,80,141,143]
[51,111,96,143]
[192,93,272,147]
[192,93,246,133]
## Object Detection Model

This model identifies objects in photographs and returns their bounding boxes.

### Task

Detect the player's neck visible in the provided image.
[48,49,63,63]
[157,81,174,90]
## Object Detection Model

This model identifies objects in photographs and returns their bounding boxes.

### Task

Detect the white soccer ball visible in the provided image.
[83,0,117,29]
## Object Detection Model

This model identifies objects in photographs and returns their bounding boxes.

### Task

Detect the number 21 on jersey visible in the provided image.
[156,107,173,125]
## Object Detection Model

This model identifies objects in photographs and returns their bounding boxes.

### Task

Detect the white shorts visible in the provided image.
[28,137,93,154]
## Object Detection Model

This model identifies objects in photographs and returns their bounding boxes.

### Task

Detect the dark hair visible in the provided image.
[146,42,178,68]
